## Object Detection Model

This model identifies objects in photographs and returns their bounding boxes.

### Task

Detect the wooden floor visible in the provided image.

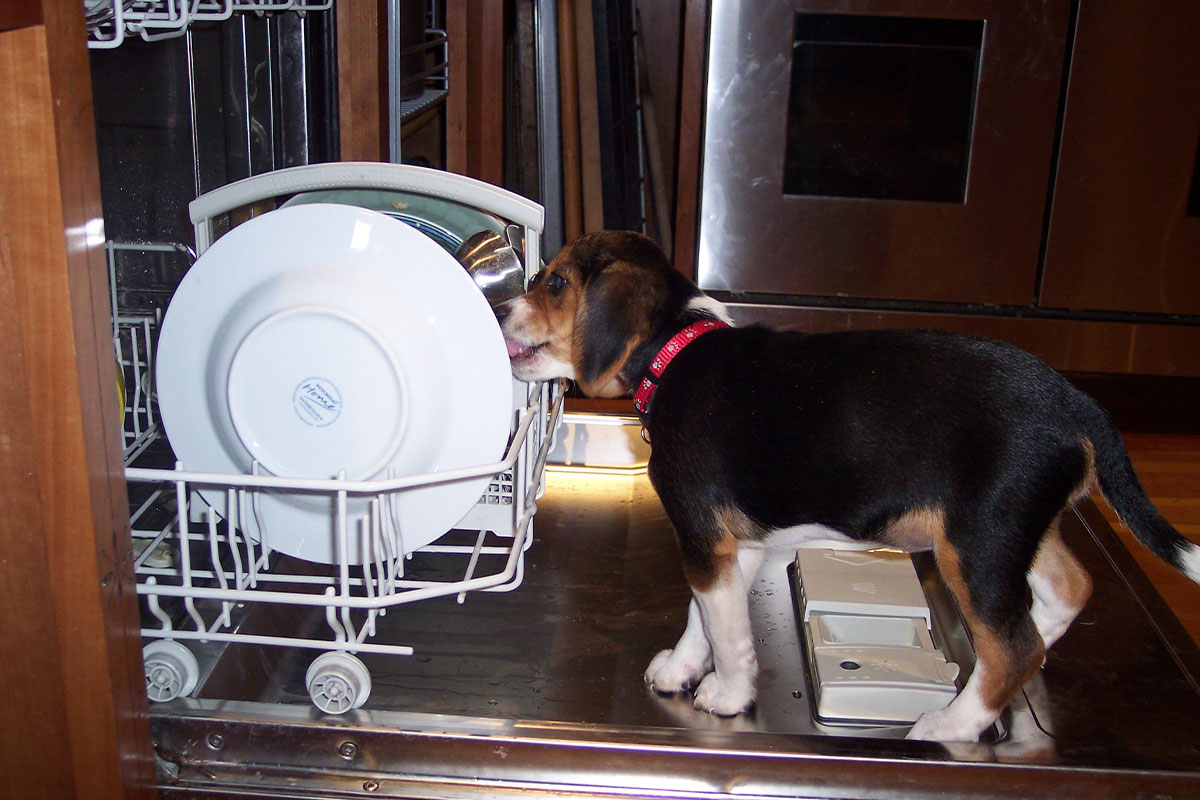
[1096,433,1200,648]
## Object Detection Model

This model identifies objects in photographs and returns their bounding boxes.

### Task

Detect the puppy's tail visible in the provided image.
[1082,396,1200,583]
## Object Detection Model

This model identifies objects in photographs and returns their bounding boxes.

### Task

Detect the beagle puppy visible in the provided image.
[502,230,1200,742]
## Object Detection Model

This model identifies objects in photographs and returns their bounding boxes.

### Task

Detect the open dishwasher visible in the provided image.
[109,166,1200,799]
[87,19,1200,798]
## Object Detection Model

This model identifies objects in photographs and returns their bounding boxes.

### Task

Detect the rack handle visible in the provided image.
[189,162,545,253]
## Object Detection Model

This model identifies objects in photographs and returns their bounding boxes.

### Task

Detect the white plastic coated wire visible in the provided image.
[86,0,334,49]
[129,382,563,659]
[123,162,558,690]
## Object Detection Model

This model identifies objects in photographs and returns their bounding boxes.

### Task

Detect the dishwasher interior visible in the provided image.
[89,7,1200,798]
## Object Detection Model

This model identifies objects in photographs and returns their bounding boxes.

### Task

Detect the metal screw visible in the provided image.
[206,733,225,751]
[362,780,380,792]
[338,741,359,760]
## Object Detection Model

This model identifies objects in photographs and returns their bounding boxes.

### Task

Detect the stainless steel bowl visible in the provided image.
[455,226,527,310]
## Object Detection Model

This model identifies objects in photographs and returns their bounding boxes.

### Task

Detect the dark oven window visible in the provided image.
[783,13,984,203]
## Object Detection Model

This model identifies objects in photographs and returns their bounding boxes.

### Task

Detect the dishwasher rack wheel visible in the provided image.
[305,652,372,714]
[143,640,200,702]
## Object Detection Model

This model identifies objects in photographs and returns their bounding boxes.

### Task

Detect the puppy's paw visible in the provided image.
[644,649,708,694]
[906,708,985,743]
[692,672,755,716]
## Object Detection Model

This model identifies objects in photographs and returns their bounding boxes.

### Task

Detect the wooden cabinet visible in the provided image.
[336,0,503,180]
[0,6,154,799]
[1040,0,1200,316]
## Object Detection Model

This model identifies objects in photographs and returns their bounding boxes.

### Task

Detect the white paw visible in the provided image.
[692,672,755,716]
[906,708,986,742]
[644,649,708,693]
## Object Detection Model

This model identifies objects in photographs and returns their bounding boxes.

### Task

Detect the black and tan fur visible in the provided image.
[502,231,1200,741]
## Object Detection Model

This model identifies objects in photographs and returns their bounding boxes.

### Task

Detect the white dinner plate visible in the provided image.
[156,204,513,564]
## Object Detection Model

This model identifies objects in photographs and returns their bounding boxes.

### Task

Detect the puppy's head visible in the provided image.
[501,231,683,397]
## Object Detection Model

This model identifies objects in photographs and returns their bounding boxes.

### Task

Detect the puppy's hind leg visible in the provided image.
[1028,524,1093,653]
[908,523,1046,742]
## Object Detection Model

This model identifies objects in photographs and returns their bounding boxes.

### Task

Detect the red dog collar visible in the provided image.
[632,319,729,416]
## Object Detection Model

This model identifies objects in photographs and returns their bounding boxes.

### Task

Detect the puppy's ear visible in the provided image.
[575,261,657,398]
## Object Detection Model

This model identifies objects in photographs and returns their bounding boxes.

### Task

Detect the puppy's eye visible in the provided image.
[546,273,569,294]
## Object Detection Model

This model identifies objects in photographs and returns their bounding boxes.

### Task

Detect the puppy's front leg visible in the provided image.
[690,544,760,715]
[646,540,761,714]
[645,597,712,693]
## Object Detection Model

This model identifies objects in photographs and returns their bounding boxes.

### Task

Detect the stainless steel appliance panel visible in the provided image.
[696,0,1069,305]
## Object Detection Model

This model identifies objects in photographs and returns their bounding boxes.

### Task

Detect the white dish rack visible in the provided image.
[120,163,563,714]
[86,0,333,49]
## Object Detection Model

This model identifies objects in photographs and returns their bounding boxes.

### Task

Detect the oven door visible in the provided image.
[696,0,1069,306]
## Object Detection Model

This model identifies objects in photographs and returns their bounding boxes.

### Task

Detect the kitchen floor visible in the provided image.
[1101,433,1200,647]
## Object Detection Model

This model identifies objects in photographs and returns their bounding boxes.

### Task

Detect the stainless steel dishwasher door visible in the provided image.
[151,456,1200,799]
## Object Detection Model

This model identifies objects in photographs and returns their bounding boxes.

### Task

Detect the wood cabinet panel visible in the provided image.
[336,0,497,180]
[1041,1,1200,316]
[337,0,387,161]
[726,303,1200,378]
[0,158,78,800]
[0,10,153,799]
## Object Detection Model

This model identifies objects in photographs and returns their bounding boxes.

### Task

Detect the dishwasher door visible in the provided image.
[148,430,1200,799]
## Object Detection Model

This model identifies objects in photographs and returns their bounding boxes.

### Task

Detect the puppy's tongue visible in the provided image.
[506,340,531,358]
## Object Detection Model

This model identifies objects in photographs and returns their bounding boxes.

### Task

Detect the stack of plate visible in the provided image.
[156,204,513,564]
